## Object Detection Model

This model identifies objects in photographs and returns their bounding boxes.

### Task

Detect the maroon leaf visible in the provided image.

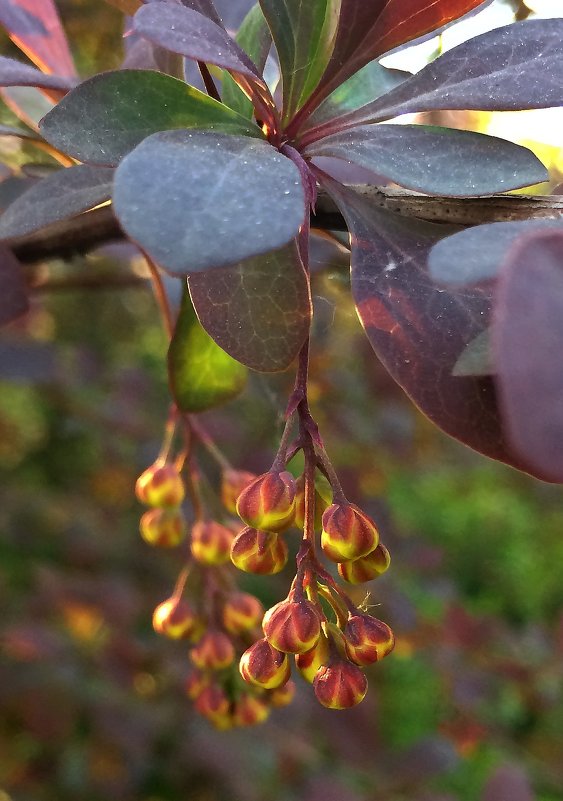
[481,764,535,801]
[494,229,563,482]
[0,165,114,240]
[0,56,74,91]
[305,125,547,197]
[188,241,311,372]
[291,0,489,126]
[302,19,563,139]
[0,245,29,326]
[0,0,76,78]
[320,176,538,475]
[133,3,277,127]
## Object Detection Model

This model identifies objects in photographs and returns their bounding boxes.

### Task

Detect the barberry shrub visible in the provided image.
[1,0,563,727]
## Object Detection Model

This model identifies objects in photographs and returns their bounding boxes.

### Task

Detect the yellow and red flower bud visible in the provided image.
[190,520,235,565]
[210,713,235,731]
[239,638,291,689]
[321,502,379,562]
[222,592,264,635]
[294,473,333,530]
[313,659,368,709]
[233,693,270,727]
[194,683,230,720]
[263,597,322,654]
[185,670,209,700]
[236,470,296,532]
[135,462,185,508]
[139,507,187,547]
[344,614,395,666]
[190,630,235,671]
[221,469,257,515]
[152,597,199,640]
[230,527,288,575]
[295,630,331,683]
[338,543,391,584]
[268,679,296,708]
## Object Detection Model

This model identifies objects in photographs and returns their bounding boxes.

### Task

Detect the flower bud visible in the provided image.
[233,693,270,727]
[210,713,235,731]
[152,597,199,640]
[236,470,296,532]
[135,462,184,508]
[263,597,322,654]
[239,638,291,689]
[321,502,379,562]
[194,683,230,720]
[190,630,235,671]
[313,659,368,709]
[139,508,187,547]
[268,679,296,708]
[222,592,264,635]
[190,520,235,565]
[185,670,209,700]
[295,630,330,683]
[338,543,391,584]
[230,527,288,575]
[344,614,395,666]
[221,469,257,515]
[294,473,333,530]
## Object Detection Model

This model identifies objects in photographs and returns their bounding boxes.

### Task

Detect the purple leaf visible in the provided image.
[320,177,536,474]
[494,229,563,482]
[0,0,76,78]
[304,19,563,137]
[0,245,28,327]
[429,220,563,286]
[133,3,277,126]
[291,0,489,126]
[40,70,261,166]
[0,56,74,91]
[481,764,535,801]
[188,241,311,372]
[306,125,547,197]
[145,0,224,28]
[113,130,305,274]
[0,165,114,240]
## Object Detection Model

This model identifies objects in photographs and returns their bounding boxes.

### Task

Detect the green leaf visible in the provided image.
[306,60,408,130]
[222,3,272,120]
[168,286,248,412]
[39,70,262,166]
[259,0,339,121]
[453,329,494,377]
[113,130,305,275]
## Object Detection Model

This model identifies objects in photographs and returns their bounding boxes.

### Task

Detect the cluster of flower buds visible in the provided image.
[136,461,187,547]
[228,461,395,711]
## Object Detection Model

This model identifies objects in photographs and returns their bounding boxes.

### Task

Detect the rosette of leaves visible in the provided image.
[1,0,563,479]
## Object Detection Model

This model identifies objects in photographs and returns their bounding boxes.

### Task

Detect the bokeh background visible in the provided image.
[1,1,563,799]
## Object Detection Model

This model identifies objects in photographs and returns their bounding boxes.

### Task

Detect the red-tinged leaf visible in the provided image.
[494,229,563,483]
[40,70,261,166]
[113,130,305,275]
[133,4,277,128]
[0,165,114,240]
[481,764,535,801]
[320,177,537,475]
[222,3,272,120]
[304,19,563,138]
[0,56,74,92]
[305,125,547,197]
[258,0,338,121]
[188,241,311,372]
[293,0,489,124]
[1,85,53,129]
[0,0,76,78]
[429,220,563,287]
[0,245,28,326]
[0,122,39,140]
